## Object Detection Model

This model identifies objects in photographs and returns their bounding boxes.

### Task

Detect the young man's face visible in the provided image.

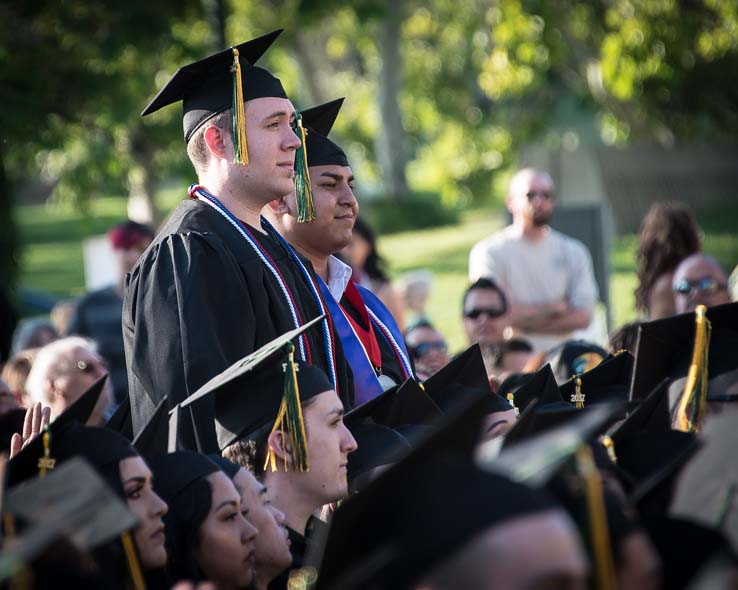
[236,97,301,201]
[281,164,358,255]
[300,390,358,504]
[463,289,508,346]
[507,173,556,228]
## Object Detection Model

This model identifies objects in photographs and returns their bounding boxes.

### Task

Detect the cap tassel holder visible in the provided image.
[37,427,56,477]
[506,393,520,416]
[576,444,616,590]
[294,112,316,223]
[120,531,146,590]
[231,48,249,165]
[265,342,310,472]
[571,376,585,409]
[675,304,711,433]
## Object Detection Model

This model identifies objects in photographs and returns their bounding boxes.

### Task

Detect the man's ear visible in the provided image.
[203,125,230,161]
[266,196,290,216]
[267,430,293,466]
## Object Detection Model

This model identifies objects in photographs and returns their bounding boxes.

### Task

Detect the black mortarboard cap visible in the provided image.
[300,98,349,167]
[104,396,133,441]
[5,458,138,551]
[54,374,107,429]
[180,316,331,451]
[560,351,635,407]
[615,430,700,505]
[141,30,287,142]
[608,377,671,445]
[0,408,26,455]
[147,451,220,504]
[631,301,738,403]
[504,363,561,412]
[670,413,738,549]
[346,422,411,487]
[496,372,535,399]
[131,396,169,458]
[544,339,607,384]
[207,454,241,480]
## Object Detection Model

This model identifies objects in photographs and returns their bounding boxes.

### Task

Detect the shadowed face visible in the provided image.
[463,289,508,346]
[673,255,730,313]
[507,172,556,228]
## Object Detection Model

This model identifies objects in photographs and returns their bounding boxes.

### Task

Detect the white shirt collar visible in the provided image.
[326,256,353,301]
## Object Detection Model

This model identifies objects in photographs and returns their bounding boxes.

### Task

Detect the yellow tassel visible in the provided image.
[576,444,616,590]
[121,531,146,590]
[600,435,617,463]
[294,113,316,223]
[264,344,310,473]
[571,376,585,409]
[506,393,520,416]
[37,428,55,477]
[675,305,711,433]
[231,48,249,165]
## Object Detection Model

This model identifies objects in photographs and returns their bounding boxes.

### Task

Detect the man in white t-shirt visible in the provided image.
[468,168,598,353]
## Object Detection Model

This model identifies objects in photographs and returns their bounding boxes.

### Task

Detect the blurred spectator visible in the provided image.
[0,287,17,364]
[0,377,19,416]
[50,298,77,337]
[1,348,39,407]
[462,278,509,348]
[25,336,113,425]
[398,269,433,329]
[608,321,641,356]
[483,338,534,383]
[469,168,597,353]
[11,317,57,355]
[635,202,701,320]
[544,339,607,384]
[404,321,450,380]
[67,220,153,403]
[672,253,730,314]
[342,217,405,329]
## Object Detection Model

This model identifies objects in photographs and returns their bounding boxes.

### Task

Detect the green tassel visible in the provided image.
[294,112,315,223]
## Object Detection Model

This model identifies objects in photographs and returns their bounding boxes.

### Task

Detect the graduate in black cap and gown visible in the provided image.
[124,31,353,453]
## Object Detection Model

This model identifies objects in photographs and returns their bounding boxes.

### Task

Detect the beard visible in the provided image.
[532,210,553,227]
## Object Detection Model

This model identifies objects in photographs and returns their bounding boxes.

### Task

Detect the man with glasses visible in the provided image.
[672,253,731,314]
[468,168,597,353]
[462,278,510,348]
[404,320,450,380]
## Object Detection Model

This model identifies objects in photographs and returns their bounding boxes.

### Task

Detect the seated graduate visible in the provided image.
[209,454,293,590]
[179,318,358,589]
[6,377,170,589]
[148,451,258,590]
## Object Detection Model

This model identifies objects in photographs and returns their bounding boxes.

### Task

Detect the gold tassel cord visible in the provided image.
[264,343,310,473]
[37,428,55,477]
[506,393,520,416]
[231,48,249,165]
[120,532,145,590]
[576,444,617,590]
[571,376,585,409]
[294,112,316,223]
[675,305,711,433]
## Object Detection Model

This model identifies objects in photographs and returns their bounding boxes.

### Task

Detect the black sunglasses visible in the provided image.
[525,190,554,200]
[673,277,727,295]
[409,341,448,358]
[464,307,506,320]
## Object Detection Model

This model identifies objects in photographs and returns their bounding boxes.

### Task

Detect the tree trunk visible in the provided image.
[203,0,227,49]
[292,31,328,107]
[126,130,159,226]
[376,0,410,199]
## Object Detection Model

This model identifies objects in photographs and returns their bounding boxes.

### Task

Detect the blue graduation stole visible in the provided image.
[317,278,412,405]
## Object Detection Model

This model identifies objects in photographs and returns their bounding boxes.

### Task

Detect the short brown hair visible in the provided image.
[186,110,231,176]
[223,437,267,478]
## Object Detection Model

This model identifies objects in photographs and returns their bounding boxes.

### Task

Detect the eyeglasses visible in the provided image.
[673,277,727,295]
[409,341,448,358]
[464,307,506,320]
[525,190,554,201]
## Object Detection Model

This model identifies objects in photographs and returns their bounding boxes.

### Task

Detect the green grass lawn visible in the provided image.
[16,195,738,352]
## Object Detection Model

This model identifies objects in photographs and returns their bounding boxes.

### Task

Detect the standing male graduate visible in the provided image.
[124,32,352,451]
[265,98,413,405]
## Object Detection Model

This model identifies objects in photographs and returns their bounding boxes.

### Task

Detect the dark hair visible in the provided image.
[489,338,533,369]
[352,217,389,282]
[462,278,508,312]
[403,319,437,339]
[608,321,641,355]
[635,202,701,312]
[163,477,213,582]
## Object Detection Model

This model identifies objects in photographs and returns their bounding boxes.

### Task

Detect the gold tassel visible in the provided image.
[600,435,617,463]
[506,393,520,416]
[120,531,146,590]
[231,48,249,165]
[264,344,310,473]
[37,427,55,477]
[571,376,585,409]
[675,304,711,433]
[294,112,315,223]
[576,444,616,590]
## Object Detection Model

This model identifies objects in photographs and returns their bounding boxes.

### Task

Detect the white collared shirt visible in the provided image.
[326,255,353,301]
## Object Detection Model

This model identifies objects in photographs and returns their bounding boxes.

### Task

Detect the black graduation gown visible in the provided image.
[269,518,328,590]
[122,198,353,452]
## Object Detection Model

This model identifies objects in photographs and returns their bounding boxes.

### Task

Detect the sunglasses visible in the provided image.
[673,277,727,295]
[409,341,448,358]
[464,307,506,320]
[525,190,554,201]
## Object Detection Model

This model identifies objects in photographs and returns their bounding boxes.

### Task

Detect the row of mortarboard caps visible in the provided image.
[3,300,738,586]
